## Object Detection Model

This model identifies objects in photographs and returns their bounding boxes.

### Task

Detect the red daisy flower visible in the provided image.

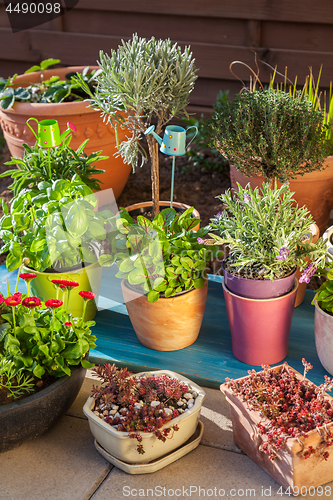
[19,273,37,281]
[63,280,79,289]
[5,296,22,307]
[64,322,73,327]
[12,292,22,298]
[45,299,63,308]
[22,296,41,308]
[0,295,5,303]
[79,291,95,300]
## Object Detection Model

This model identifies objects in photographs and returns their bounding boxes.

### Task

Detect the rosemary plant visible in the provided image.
[209,182,327,280]
[75,34,197,217]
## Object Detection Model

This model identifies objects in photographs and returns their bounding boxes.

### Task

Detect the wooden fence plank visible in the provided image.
[1,28,333,86]
[75,0,333,24]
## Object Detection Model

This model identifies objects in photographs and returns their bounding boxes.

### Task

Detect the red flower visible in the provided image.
[12,292,22,298]
[51,279,79,289]
[19,273,37,281]
[79,290,95,300]
[64,322,73,327]
[5,296,22,307]
[0,296,5,303]
[45,299,63,308]
[22,296,41,308]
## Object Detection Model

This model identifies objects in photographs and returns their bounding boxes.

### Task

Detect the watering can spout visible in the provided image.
[60,122,77,142]
[144,125,163,145]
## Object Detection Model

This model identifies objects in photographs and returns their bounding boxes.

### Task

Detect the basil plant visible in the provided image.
[0,174,112,272]
[99,207,221,303]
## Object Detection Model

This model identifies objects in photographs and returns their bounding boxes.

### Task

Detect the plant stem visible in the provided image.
[6,277,10,296]
[12,306,16,337]
[82,299,88,323]
[15,265,23,293]
[147,135,160,218]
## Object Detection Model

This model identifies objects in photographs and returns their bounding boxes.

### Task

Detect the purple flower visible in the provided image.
[276,247,289,261]
[244,193,251,203]
[299,263,318,284]
[197,237,204,244]
[216,211,223,218]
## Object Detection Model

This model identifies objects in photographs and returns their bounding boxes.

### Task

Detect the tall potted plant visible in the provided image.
[211,86,330,233]
[76,34,198,217]
[208,182,327,365]
[98,206,220,351]
[0,60,131,199]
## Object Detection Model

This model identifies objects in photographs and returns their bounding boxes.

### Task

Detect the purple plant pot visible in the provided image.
[222,262,297,299]
[223,279,298,365]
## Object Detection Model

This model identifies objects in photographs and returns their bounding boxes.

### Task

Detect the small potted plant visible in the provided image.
[83,364,205,465]
[0,272,96,452]
[0,174,112,319]
[98,206,221,351]
[210,87,331,233]
[312,260,333,376]
[208,182,327,365]
[220,359,333,491]
[76,34,198,217]
[0,59,131,199]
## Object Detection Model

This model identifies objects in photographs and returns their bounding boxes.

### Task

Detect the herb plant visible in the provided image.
[76,34,197,217]
[0,175,112,272]
[224,360,333,461]
[0,355,35,399]
[210,89,328,182]
[1,138,106,195]
[0,273,96,385]
[99,207,220,302]
[0,59,99,110]
[312,260,333,315]
[208,182,327,280]
[91,364,196,454]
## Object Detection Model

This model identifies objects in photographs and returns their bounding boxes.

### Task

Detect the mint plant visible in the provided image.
[99,207,220,302]
[208,182,327,280]
[76,34,197,217]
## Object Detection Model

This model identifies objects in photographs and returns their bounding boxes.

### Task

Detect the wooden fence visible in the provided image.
[1,0,333,113]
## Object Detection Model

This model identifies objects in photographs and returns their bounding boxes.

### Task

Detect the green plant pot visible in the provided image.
[22,262,102,321]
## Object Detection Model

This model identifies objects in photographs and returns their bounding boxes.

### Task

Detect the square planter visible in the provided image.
[83,369,206,464]
[221,365,333,491]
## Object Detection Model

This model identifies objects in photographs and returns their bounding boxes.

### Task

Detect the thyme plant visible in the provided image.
[209,182,327,280]
[210,89,328,182]
[76,34,197,217]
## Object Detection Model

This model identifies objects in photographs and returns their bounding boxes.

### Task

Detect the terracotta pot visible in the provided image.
[229,157,333,235]
[314,300,333,376]
[222,261,296,299]
[22,261,102,321]
[84,370,206,464]
[121,278,208,351]
[0,362,86,452]
[125,200,200,231]
[221,365,333,490]
[0,66,131,200]
[222,279,298,365]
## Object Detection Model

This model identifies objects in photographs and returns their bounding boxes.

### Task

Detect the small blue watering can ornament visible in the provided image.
[145,124,198,207]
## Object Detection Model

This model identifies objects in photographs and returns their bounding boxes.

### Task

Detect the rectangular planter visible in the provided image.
[84,370,205,464]
[221,365,333,491]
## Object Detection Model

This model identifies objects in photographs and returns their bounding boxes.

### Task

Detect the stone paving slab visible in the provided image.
[0,415,112,500]
[91,444,333,500]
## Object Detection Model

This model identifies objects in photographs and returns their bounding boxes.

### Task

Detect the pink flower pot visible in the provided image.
[222,279,298,365]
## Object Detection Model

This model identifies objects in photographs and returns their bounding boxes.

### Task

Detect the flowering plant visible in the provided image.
[0,273,96,402]
[90,364,198,454]
[224,359,333,461]
[208,182,327,280]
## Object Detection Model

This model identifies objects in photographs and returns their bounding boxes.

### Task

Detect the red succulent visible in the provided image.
[22,296,41,308]
[45,299,63,308]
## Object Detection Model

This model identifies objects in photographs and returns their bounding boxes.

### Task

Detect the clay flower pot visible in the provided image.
[125,200,200,231]
[22,261,102,321]
[222,279,298,365]
[230,158,333,235]
[0,363,86,453]
[121,279,208,351]
[221,365,333,490]
[83,370,206,464]
[314,300,333,375]
[0,66,131,199]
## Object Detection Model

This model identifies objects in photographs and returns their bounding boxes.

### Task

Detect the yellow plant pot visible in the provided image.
[22,262,102,321]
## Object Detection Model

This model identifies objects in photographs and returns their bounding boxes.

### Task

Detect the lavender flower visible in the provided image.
[299,263,318,284]
[216,211,223,218]
[276,247,289,261]
[243,193,251,203]
[197,237,204,244]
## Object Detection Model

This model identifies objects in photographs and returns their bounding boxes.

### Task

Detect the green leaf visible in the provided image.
[128,268,147,285]
[65,200,88,239]
[180,256,194,270]
[119,257,135,273]
[33,364,45,378]
[6,252,22,272]
[147,290,159,303]
[193,277,206,289]
[62,343,84,360]
[81,359,94,369]
[40,58,61,70]
[98,254,115,267]
[164,287,175,298]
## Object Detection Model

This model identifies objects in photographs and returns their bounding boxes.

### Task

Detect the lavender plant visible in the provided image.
[208,182,327,280]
